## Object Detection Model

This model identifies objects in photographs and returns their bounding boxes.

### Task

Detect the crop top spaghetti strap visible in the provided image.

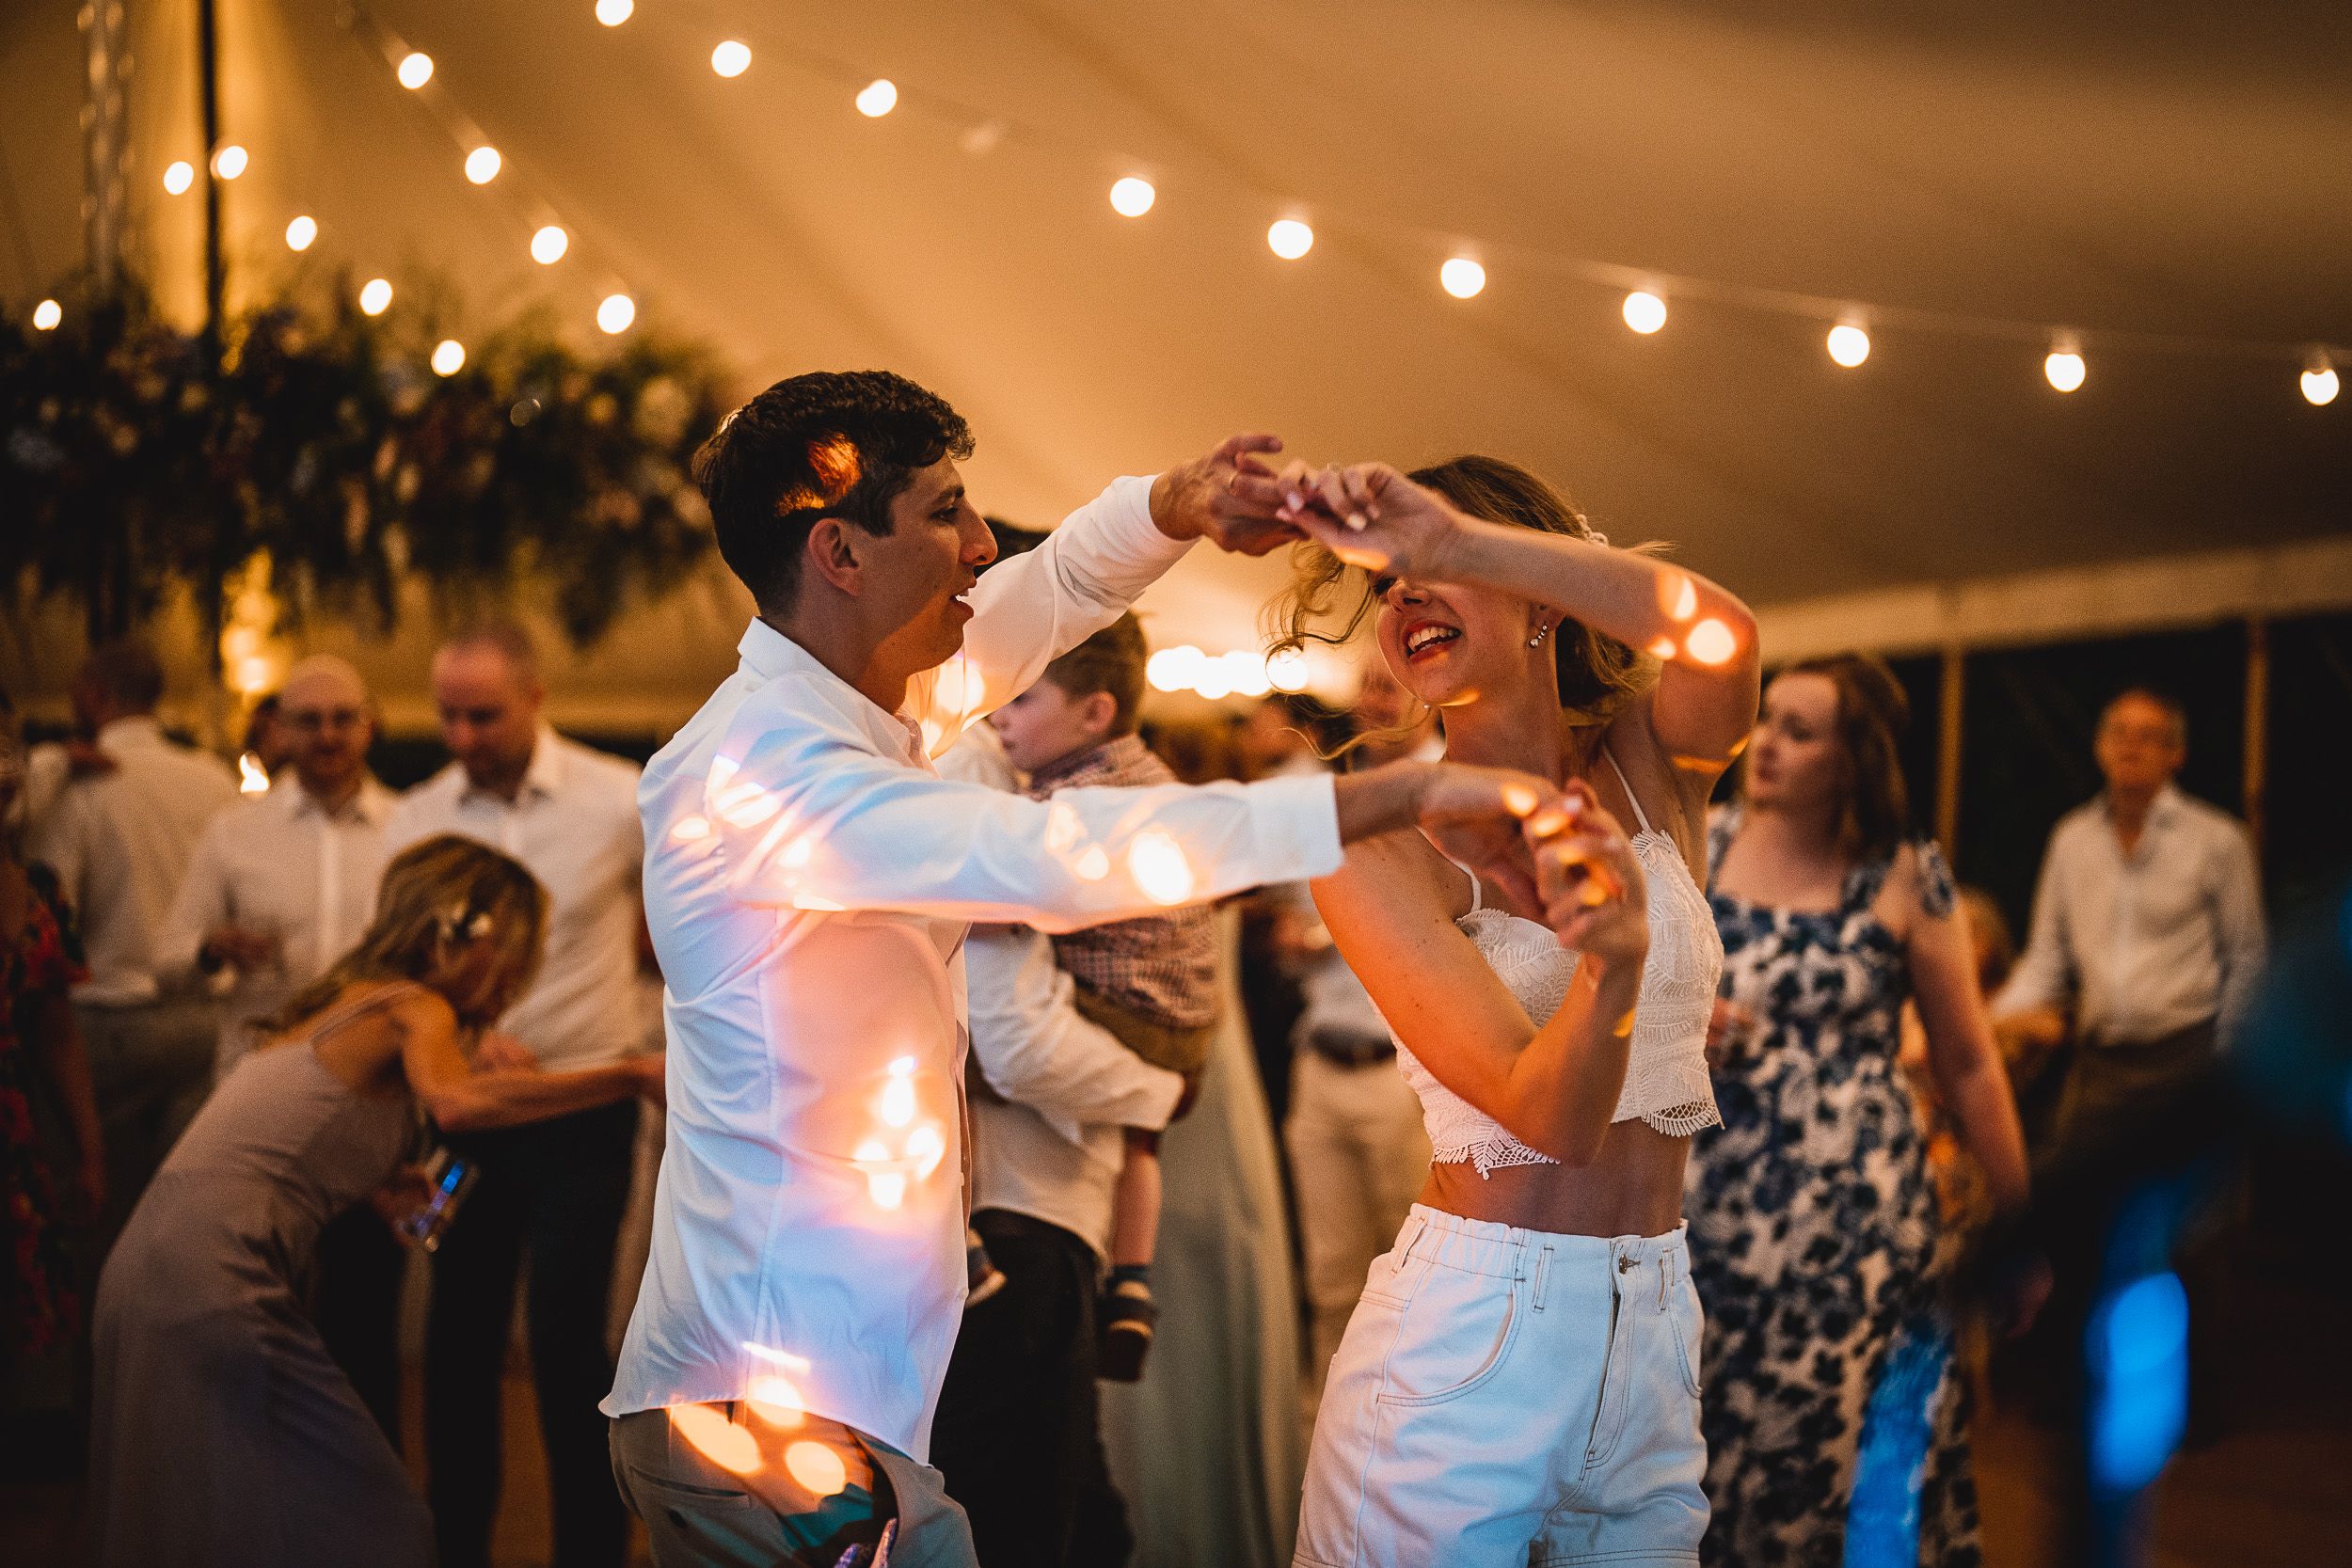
[1380,748,1724,1177]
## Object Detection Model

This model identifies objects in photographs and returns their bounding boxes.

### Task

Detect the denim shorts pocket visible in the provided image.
[1374,1270,1523,1408]
[1359,1244,1425,1307]
[1668,1278,1705,1400]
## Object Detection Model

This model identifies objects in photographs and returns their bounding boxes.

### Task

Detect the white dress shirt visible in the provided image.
[1994,784,2267,1046]
[942,727,1185,1259]
[30,717,241,1006]
[384,728,645,1070]
[151,776,398,1072]
[606,475,1343,1459]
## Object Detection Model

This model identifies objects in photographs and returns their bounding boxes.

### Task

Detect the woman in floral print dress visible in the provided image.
[1689,655,2028,1567]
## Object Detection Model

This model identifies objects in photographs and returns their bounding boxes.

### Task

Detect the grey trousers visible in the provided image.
[611,1404,977,1568]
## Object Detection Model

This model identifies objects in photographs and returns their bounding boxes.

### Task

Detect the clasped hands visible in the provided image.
[1422,772,1650,965]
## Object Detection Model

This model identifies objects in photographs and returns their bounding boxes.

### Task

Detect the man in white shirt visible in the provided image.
[383,624,649,1568]
[151,654,406,1438]
[605,371,1572,1567]
[31,642,239,1247]
[1992,687,2267,1148]
[154,656,396,1078]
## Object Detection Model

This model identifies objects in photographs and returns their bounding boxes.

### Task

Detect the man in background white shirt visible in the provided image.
[151,654,405,1438]
[30,642,239,1248]
[384,624,648,1568]
[605,370,1572,1568]
[154,656,396,1079]
[1992,686,2266,1148]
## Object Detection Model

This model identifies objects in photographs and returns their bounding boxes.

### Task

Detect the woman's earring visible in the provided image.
[1528,623,1550,649]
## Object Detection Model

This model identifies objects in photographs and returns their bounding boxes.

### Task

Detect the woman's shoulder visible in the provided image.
[1868,838,1959,927]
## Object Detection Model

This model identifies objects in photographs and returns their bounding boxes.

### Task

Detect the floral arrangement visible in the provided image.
[1,280,734,647]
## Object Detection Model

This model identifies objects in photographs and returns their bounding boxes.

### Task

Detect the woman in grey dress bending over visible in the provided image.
[91,834,666,1568]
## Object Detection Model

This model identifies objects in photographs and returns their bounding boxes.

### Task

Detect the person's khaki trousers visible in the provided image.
[1285,1047,1432,1401]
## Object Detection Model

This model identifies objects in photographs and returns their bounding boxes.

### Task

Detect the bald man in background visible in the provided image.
[152,655,408,1438]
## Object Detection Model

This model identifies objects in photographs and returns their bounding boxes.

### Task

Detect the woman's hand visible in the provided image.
[1526,782,1648,966]
[1275,462,1466,584]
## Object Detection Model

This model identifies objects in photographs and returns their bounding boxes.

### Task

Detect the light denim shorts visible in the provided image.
[1296,1204,1708,1567]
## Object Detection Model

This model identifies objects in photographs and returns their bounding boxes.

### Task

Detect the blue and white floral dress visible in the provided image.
[1684,808,1979,1568]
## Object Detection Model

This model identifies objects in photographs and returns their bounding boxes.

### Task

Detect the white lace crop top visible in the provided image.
[1383,750,1724,1177]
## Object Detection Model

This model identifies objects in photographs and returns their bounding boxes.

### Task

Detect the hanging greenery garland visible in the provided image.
[1,278,732,649]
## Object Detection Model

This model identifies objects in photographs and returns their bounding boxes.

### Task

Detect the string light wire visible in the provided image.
[323,2,2335,393]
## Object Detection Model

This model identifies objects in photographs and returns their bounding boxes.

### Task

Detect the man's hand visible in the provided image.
[1148,434,1302,557]
[199,923,278,976]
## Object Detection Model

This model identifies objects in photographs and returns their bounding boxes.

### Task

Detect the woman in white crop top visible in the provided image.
[1264,454,1761,1567]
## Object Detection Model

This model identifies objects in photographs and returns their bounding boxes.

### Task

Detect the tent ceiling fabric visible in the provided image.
[4,0,2347,669]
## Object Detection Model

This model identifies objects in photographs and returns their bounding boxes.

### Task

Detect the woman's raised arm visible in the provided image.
[1281,464,1761,782]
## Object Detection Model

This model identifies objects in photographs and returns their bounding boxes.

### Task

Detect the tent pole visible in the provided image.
[2242,618,2268,860]
[1935,645,1964,859]
[79,0,130,293]
[199,0,223,353]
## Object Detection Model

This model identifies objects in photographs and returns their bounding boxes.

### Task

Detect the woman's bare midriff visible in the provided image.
[1419,1117,1689,1238]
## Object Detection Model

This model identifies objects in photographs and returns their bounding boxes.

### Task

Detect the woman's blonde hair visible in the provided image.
[1264,455,1657,745]
[261,833,548,1036]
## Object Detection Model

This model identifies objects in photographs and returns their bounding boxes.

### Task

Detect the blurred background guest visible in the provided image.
[151,655,403,1440]
[1990,688,2265,1170]
[1693,653,2029,1567]
[1279,663,1438,1417]
[87,836,663,1568]
[0,692,106,1462]
[384,624,649,1568]
[27,643,238,1256]
[240,691,294,784]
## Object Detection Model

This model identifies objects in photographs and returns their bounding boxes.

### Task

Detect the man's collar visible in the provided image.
[738,618,928,765]
[286,775,395,825]
[96,715,165,749]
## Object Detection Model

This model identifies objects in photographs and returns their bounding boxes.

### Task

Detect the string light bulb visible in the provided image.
[711,41,751,77]
[2301,355,2340,407]
[1267,219,1313,260]
[1826,323,1870,368]
[284,215,317,251]
[465,147,501,183]
[397,52,433,88]
[1623,290,1667,334]
[596,0,633,24]
[359,278,393,315]
[531,225,569,263]
[597,293,636,334]
[431,340,466,376]
[1109,177,1155,216]
[1440,258,1486,299]
[855,79,898,117]
[33,300,61,331]
[163,160,195,195]
[2045,336,2086,392]
[213,146,247,180]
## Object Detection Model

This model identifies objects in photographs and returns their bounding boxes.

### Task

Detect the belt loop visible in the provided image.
[1399,1214,1428,1265]
[1534,1245,1553,1311]
[1658,1256,1668,1311]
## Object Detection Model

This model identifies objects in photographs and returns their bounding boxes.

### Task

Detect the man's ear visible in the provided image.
[803,516,866,597]
[1083,690,1120,740]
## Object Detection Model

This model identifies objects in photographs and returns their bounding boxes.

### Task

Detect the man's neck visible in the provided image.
[466,745,535,805]
[299,773,366,815]
[2107,782,2164,849]
[759,610,909,715]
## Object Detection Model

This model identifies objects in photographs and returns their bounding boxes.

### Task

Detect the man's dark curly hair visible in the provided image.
[693,371,975,611]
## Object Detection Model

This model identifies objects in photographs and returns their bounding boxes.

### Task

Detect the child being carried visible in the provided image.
[986,613,1220,1381]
